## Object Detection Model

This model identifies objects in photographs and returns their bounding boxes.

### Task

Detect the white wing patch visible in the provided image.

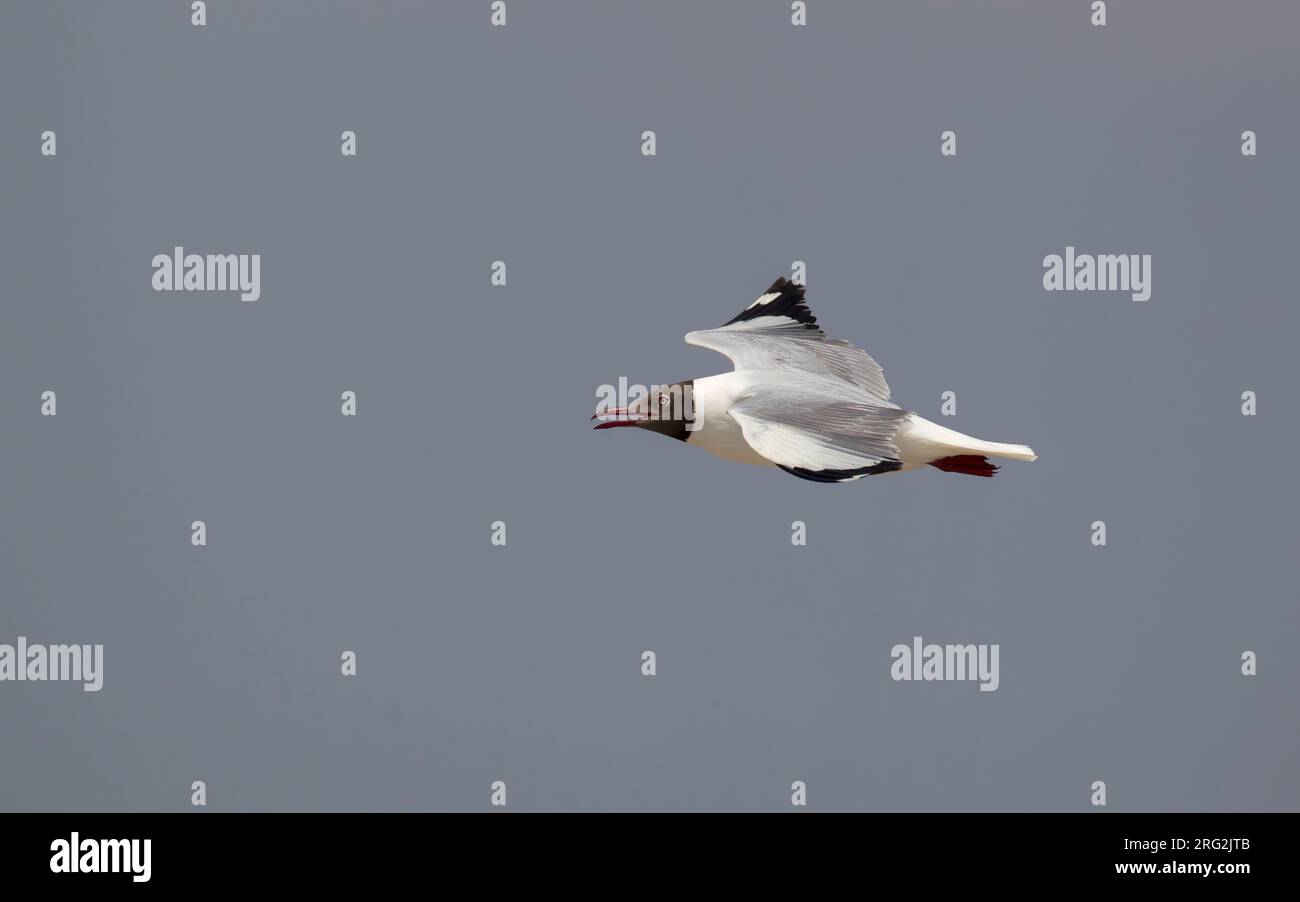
[745,290,782,310]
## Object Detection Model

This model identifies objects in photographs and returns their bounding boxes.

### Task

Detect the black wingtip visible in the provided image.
[777,460,903,483]
[722,277,819,329]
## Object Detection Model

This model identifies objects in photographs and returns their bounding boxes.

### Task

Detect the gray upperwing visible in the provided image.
[727,391,908,483]
[687,327,894,404]
[685,277,893,403]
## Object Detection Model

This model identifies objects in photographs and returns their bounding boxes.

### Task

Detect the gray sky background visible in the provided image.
[2,1,1297,811]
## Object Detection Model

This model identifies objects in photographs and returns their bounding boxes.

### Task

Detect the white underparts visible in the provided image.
[688,374,1037,473]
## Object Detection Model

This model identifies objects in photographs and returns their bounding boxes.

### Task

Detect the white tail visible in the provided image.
[897,415,1038,465]
[967,439,1037,462]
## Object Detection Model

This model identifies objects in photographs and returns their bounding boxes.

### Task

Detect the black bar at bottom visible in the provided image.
[0,812,1284,887]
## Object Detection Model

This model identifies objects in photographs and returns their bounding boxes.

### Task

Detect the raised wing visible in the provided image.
[727,391,908,483]
[685,277,893,403]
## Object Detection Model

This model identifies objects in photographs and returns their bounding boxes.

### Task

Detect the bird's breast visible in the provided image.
[687,374,773,466]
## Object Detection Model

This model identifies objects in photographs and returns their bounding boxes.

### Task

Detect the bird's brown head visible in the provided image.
[592,380,695,442]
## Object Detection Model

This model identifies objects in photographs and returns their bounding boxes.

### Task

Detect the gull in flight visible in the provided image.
[594,277,1037,482]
